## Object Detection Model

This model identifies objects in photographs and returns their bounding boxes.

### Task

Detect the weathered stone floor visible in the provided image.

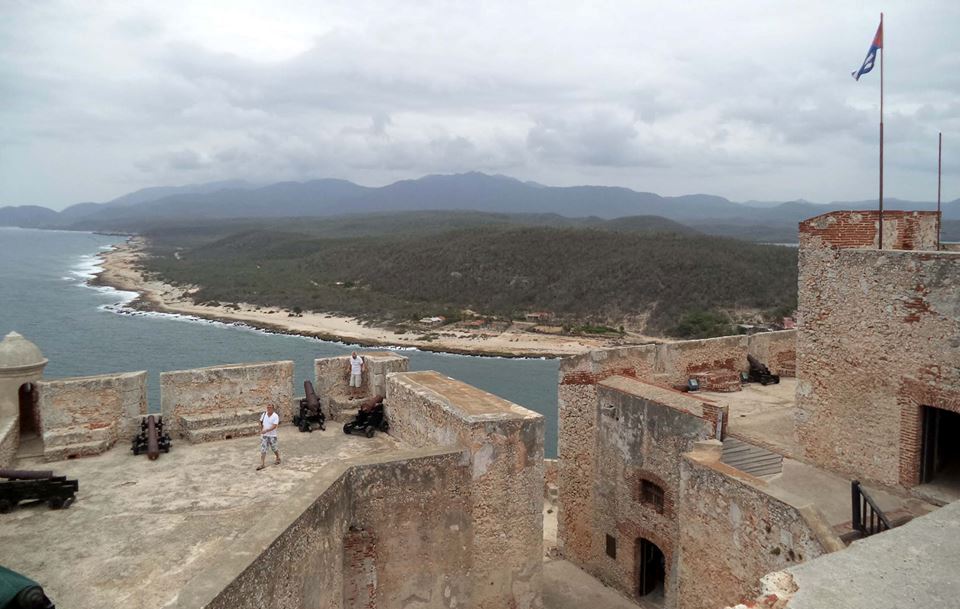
[702,379,800,458]
[0,425,404,609]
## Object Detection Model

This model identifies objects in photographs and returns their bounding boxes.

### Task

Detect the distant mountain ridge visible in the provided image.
[2,173,957,238]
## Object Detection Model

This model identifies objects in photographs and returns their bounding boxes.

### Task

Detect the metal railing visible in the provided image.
[851,480,891,537]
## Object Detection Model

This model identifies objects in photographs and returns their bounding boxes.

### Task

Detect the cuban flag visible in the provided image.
[852,22,883,80]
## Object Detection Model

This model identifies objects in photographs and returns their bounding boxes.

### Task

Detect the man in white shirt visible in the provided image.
[347,351,366,398]
[256,403,281,471]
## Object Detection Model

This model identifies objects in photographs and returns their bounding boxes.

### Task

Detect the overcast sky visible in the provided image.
[2,1,958,210]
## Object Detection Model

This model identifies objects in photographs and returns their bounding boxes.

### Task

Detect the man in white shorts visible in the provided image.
[347,351,365,398]
[256,403,280,471]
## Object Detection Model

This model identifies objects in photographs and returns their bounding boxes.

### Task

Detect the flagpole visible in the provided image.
[938,131,942,249]
[878,11,884,249]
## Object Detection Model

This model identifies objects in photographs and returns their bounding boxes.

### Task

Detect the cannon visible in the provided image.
[292,380,326,432]
[0,565,55,609]
[746,354,780,386]
[343,395,388,438]
[0,469,78,513]
[131,415,172,459]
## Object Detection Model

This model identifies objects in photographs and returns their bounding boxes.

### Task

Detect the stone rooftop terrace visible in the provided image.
[0,425,405,609]
[395,370,542,420]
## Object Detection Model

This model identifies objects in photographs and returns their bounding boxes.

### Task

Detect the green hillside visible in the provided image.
[142,222,797,337]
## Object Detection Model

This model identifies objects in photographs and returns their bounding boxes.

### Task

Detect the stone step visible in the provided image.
[722,437,784,477]
[43,424,116,448]
[43,438,114,462]
[178,409,263,431]
[181,422,261,444]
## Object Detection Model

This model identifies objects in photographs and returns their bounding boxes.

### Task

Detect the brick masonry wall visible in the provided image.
[677,446,827,609]
[798,210,939,252]
[589,378,719,607]
[386,371,544,609]
[796,241,960,486]
[557,332,793,569]
[37,371,147,444]
[192,449,470,609]
[160,361,294,435]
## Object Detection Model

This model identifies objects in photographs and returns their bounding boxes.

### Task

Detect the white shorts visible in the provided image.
[350,373,362,387]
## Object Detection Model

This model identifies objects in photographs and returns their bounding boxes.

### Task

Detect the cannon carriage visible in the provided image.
[343,395,389,438]
[0,470,78,513]
[292,380,326,432]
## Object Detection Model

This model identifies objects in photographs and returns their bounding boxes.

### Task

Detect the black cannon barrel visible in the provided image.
[0,469,54,480]
[146,415,160,461]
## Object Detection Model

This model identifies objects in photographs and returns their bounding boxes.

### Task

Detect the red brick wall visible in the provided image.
[799,210,939,251]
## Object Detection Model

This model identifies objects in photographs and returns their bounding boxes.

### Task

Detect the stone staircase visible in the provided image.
[178,409,263,443]
[721,437,784,477]
[43,423,117,461]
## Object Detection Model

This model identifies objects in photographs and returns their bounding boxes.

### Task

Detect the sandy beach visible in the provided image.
[93,238,659,358]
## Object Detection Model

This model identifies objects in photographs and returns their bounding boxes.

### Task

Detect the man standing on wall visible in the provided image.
[256,403,280,471]
[347,351,366,398]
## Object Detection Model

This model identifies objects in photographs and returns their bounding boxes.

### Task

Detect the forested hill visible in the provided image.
[143,224,797,336]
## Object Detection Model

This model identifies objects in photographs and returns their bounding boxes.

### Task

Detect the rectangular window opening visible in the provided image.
[606,534,617,559]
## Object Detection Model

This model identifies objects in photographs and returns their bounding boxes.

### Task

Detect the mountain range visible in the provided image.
[2,172,957,241]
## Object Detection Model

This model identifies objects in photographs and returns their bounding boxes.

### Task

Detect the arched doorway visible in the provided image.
[636,537,665,602]
[17,382,43,456]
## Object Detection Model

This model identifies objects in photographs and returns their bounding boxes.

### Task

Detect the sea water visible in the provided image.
[0,227,561,455]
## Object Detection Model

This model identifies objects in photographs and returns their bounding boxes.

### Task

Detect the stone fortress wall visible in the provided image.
[557,330,794,582]
[677,441,837,609]
[0,337,544,609]
[178,448,473,609]
[796,210,960,487]
[37,371,147,461]
[160,360,295,441]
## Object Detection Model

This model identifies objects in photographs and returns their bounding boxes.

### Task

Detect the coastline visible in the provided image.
[92,237,654,358]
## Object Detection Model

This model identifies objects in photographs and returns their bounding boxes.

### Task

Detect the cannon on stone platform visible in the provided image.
[746,354,780,386]
[292,380,326,432]
[343,395,388,438]
[0,469,78,513]
[131,415,172,459]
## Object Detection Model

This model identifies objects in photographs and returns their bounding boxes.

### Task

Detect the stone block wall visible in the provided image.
[160,361,294,436]
[386,371,544,609]
[797,214,960,486]
[0,419,16,468]
[314,352,408,419]
[557,332,793,570]
[179,449,471,609]
[575,377,723,607]
[677,442,833,609]
[36,371,147,459]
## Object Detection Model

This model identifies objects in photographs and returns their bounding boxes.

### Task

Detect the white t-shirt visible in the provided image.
[350,356,364,375]
[261,411,279,437]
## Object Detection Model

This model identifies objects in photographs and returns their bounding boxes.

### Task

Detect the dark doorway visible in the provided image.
[921,406,960,485]
[18,383,40,436]
[636,538,665,601]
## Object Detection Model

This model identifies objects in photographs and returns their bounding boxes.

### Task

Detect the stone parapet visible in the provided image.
[37,371,147,460]
[314,352,408,419]
[160,361,293,438]
[677,445,834,609]
[386,370,544,609]
[175,448,472,609]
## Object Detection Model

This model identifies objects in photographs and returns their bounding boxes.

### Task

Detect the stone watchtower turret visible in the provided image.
[0,332,48,466]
